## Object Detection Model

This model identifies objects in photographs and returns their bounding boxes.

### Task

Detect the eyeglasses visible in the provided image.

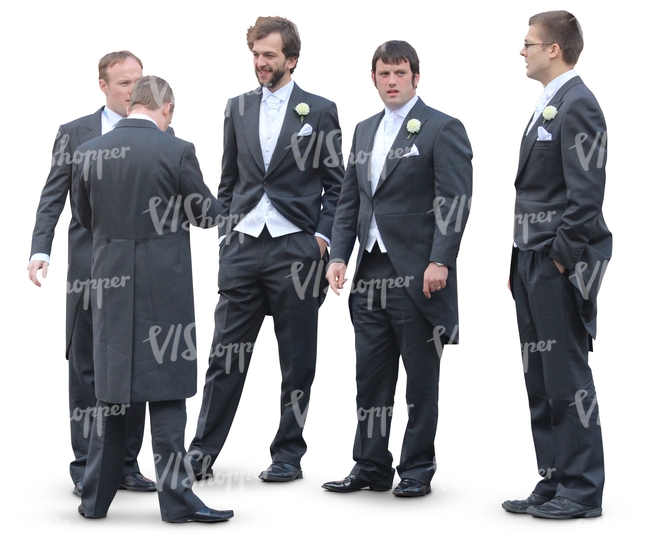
[523,42,555,50]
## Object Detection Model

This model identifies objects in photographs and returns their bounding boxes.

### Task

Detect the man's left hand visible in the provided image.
[423,262,448,299]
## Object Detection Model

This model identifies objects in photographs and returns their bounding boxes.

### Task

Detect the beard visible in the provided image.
[256,65,286,89]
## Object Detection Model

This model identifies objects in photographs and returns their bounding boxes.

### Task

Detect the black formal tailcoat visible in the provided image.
[72,119,222,404]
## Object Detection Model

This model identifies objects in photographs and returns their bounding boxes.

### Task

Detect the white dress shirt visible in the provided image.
[365,95,419,253]
[234,81,305,239]
[526,69,578,135]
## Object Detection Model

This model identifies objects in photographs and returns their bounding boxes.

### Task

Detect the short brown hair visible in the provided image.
[246,16,301,73]
[529,10,584,66]
[98,50,143,82]
[372,41,420,86]
[129,76,174,111]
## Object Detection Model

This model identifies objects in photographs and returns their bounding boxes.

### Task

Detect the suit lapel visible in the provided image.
[375,98,427,194]
[358,112,383,196]
[265,83,305,178]
[241,88,265,174]
[76,107,103,143]
[515,76,583,181]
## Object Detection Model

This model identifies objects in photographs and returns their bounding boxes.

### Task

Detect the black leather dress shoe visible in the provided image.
[526,496,602,519]
[73,480,83,497]
[169,506,234,523]
[119,472,157,492]
[322,474,391,492]
[259,462,302,482]
[392,478,431,497]
[502,493,552,514]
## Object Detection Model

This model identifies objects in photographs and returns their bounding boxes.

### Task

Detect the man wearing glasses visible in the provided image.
[503,11,611,519]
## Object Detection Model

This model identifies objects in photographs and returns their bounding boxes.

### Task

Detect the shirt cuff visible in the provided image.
[314,232,330,246]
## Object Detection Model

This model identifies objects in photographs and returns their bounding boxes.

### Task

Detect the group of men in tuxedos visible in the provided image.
[28,9,610,522]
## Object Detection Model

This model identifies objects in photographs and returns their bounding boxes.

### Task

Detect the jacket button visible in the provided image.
[143,238,148,243]
[517,190,522,195]
[105,238,110,243]
[263,181,268,186]
[373,199,380,205]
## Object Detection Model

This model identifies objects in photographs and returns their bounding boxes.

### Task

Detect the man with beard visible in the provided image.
[188,16,344,483]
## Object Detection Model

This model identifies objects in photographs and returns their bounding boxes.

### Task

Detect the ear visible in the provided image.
[99,78,109,95]
[548,43,562,61]
[412,72,420,89]
[286,56,298,71]
[371,71,377,88]
[162,102,173,120]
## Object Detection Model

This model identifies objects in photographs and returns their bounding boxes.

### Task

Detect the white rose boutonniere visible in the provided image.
[295,103,310,122]
[542,106,557,123]
[406,119,421,139]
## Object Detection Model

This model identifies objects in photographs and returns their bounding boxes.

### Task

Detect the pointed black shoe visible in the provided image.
[322,474,391,492]
[526,496,602,519]
[502,493,552,514]
[392,478,431,497]
[169,506,234,523]
[259,462,303,482]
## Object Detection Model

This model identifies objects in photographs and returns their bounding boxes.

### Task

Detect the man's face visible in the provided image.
[372,60,419,110]
[521,25,552,84]
[99,57,143,117]
[252,32,296,92]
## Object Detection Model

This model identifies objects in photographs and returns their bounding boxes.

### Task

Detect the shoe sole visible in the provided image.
[169,515,233,523]
[527,507,602,519]
[259,471,303,482]
[119,484,157,492]
[322,485,391,492]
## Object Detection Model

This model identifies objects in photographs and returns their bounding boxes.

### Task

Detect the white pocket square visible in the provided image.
[537,126,553,141]
[298,124,313,136]
[403,144,419,157]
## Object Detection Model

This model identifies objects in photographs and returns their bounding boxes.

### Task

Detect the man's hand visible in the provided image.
[326,262,347,295]
[28,260,48,287]
[316,236,327,259]
[553,260,566,274]
[423,262,448,299]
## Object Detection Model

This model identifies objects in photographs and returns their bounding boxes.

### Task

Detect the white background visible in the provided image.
[2,0,646,542]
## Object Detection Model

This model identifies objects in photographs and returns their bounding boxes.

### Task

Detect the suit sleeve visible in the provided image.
[329,126,361,265]
[180,143,223,229]
[314,101,344,240]
[217,99,238,238]
[71,153,92,231]
[29,126,73,257]
[548,95,607,270]
[429,117,473,267]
